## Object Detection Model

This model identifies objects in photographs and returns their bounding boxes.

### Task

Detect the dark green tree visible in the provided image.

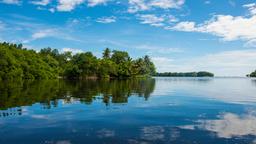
[0,42,156,80]
[103,48,111,59]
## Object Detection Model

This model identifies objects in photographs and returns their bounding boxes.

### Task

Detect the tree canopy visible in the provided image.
[0,42,156,80]
[155,71,214,77]
[248,70,256,77]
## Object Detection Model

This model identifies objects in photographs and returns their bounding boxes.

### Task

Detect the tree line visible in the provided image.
[0,42,156,80]
[248,70,256,77]
[154,71,214,77]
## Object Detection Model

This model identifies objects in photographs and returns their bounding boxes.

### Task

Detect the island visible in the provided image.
[247,70,256,77]
[0,42,156,80]
[154,71,214,77]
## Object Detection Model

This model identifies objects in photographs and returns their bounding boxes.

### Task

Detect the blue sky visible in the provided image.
[0,0,256,76]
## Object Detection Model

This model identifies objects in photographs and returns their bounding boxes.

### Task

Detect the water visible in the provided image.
[0,77,256,144]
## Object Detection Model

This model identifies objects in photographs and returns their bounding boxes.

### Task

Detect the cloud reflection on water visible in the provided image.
[180,111,256,138]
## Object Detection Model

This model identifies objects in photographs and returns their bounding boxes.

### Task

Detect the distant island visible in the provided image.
[154,71,214,77]
[247,70,256,77]
[0,42,156,80]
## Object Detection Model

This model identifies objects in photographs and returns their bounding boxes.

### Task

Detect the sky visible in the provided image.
[0,0,256,76]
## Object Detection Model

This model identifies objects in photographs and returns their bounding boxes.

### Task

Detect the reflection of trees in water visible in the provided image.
[0,78,155,111]
[0,107,22,117]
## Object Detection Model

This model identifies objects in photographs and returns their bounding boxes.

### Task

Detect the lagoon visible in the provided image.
[0,77,256,144]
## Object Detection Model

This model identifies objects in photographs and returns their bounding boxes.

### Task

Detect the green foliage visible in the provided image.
[155,71,214,77]
[0,42,59,80]
[0,42,156,80]
[102,48,111,59]
[248,70,256,77]
[0,78,156,110]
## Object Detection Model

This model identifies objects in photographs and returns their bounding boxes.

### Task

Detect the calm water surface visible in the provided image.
[0,77,256,144]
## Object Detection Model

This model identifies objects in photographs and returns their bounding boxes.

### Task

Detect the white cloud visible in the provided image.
[128,0,149,13]
[137,14,165,27]
[62,47,83,54]
[167,15,179,23]
[0,0,20,5]
[128,0,185,13]
[149,0,185,9]
[22,29,57,43]
[153,50,256,76]
[243,3,256,15]
[23,28,79,43]
[87,0,107,7]
[57,0,84,12]
[170,14,256,44]
[31,29,56,39]
[166,21,196,31]
[138,14,179,27]
[96,16,116,23]
[200,15,256,41]
[31,0,50,6]
[169,4,256,44]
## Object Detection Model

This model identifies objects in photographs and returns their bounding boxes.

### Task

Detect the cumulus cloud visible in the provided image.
[31,0,50,6]
[166,21,196,31]
[96,16,116,23]
[150,0,185,9]
[87,0,107,7]
[57,0,84,12]
[170,14,256,45]
[137,14,165,27]
[56,0,107,11]
[128,0,149,13]
[0,0,20,5]
[243,3,256,15]
[137,14,178,27]
[201,15,256,41]
[172,15,256,40]
[128,0,185,13]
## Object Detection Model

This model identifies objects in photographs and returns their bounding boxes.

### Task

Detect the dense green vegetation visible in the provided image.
[0,42,156,80]
[155,71,214,77]
[0,78,155,110]
[248,70,256,77]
